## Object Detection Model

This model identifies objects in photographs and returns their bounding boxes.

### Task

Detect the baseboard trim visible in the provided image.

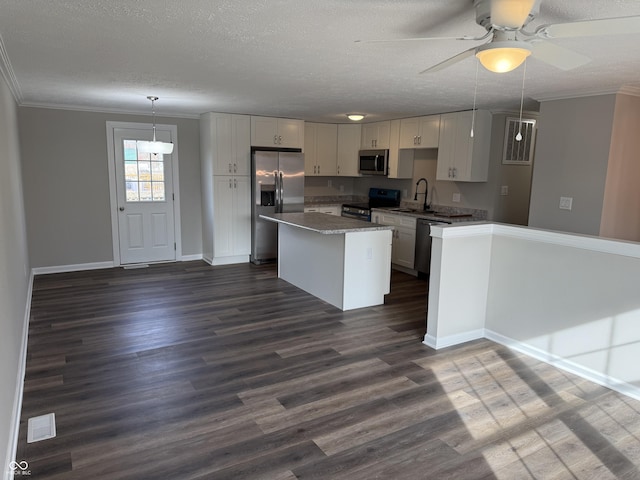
[485,329,640,402]
[211,255,250,266]
[5,271,34,480]
[180,254,203,262]
[422,329,485,350]
[32,261,114,275]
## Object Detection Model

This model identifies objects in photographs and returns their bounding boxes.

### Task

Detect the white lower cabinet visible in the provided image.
[304,206,341,215]
[372,212,416,269]
[213,176,251,260]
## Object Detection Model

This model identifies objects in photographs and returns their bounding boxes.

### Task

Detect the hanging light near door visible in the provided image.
[137,96,174,154]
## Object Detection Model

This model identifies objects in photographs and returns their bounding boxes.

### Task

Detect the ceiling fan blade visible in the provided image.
[529,41,591,70]
[491,0,536,29]
[536,16,640,39]
[420,47,477,74]
[355,33,488,44]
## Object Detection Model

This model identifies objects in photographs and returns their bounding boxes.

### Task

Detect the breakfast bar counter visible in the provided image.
[260,213,394,310]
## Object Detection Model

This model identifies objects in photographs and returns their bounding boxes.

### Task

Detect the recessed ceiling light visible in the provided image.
[347,114,365,122]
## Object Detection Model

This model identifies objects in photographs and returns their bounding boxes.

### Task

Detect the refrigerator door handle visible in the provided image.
[274,170,280,212]
[279,171,284,211]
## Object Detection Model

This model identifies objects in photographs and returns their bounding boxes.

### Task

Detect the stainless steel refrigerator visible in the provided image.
[251,150,304,264]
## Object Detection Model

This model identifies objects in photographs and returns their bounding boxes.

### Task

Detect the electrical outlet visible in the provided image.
[403,189,408,198]
[327,179,332,188]
[559,196,573,210]
[452,192,461,203]
[339,185,344,193]
[501,186,509,196]
[366,247,373,260]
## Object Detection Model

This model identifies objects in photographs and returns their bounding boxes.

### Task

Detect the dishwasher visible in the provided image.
[414,218,448,277]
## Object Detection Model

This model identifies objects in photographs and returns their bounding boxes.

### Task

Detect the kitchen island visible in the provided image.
[260,212,394,311]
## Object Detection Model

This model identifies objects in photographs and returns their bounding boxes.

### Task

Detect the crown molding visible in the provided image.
[532,87,620,103]
[0,32,22,103]
[18,101,200,119]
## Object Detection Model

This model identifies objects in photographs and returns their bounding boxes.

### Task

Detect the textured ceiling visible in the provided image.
[0,0,639,122]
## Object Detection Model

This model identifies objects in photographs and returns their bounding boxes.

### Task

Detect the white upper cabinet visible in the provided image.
[251,116,304,149]
[202,113,251,176]
[436,110,492,182]
[361,121,391,149]
[304,123,338,176]
[336,124,361,177]
[399,115,440,149]
[387,119,413,179]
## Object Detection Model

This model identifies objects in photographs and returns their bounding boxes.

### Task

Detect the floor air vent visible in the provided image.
[27,413,56,443]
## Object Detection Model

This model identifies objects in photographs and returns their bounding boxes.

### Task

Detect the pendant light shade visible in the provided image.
[140,96,174,154]
[475,41,531,73]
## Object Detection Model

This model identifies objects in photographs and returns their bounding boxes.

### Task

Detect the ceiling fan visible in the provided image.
[362,0,640,74]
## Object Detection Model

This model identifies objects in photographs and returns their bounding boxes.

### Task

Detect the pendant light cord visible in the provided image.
[470,58,479,138]
[516,60,527,142]
[148,95,159,142]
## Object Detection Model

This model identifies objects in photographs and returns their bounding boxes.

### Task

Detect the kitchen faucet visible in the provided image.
[414,178,430,211]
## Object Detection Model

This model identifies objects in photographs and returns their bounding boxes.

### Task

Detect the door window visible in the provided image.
[123,140,166,202]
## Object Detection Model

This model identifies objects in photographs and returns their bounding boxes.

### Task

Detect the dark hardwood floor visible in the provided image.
[16,261,640,479]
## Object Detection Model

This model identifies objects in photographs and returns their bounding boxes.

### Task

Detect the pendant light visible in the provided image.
[137,96,174,154]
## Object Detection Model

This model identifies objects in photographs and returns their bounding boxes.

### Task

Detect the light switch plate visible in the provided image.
[501,186,509,196]
[452,193,461,203]
[559,196,573,210]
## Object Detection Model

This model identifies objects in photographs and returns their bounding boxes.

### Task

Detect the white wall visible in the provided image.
[0,76,31,477]
[18,107,202,268]
[528,95,616,235]
[427,223,640,400]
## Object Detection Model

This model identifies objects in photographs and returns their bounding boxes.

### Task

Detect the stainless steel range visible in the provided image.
[341,188,401,222]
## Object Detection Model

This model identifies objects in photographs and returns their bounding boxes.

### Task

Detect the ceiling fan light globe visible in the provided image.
[475,43,531,73]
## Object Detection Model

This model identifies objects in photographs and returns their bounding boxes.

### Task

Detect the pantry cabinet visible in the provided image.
[436,110,492,182]
[212,175,251,259]
[304,123,338,176]
[399,115,440,149]
[251,116,304,149]
[200,112,252,265]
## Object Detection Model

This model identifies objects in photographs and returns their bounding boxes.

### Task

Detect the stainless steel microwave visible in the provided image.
[358,149,389,175]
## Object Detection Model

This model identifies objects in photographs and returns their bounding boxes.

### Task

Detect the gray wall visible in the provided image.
[528,95,616,235]
[18,108,202,268]
[0,76,30,475]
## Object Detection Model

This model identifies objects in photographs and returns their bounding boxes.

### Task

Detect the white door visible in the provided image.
[113,128,176,264]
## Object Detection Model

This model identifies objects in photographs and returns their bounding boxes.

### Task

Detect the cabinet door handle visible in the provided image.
[453,167,457,178]
[228,163,232,173]
[274,135,278,145]
[337,165,340,175]
[278,135,282,144]
[228,178,232,188]
[313,165,317,174]
[418,135,422,145]
[318,165,320,174]
[234,178,237,188]
[413,136,417,145]
[233,163,237,173]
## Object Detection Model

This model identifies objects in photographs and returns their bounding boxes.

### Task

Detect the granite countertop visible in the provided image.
[371,207,485,224]
[260,212,395,234]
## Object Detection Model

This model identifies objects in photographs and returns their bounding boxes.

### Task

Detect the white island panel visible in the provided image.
[263,213,393,311]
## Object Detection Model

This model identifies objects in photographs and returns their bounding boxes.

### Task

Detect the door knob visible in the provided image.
[119,207,125,211]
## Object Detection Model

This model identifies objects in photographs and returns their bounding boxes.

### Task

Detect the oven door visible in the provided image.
[341,206,371,222]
